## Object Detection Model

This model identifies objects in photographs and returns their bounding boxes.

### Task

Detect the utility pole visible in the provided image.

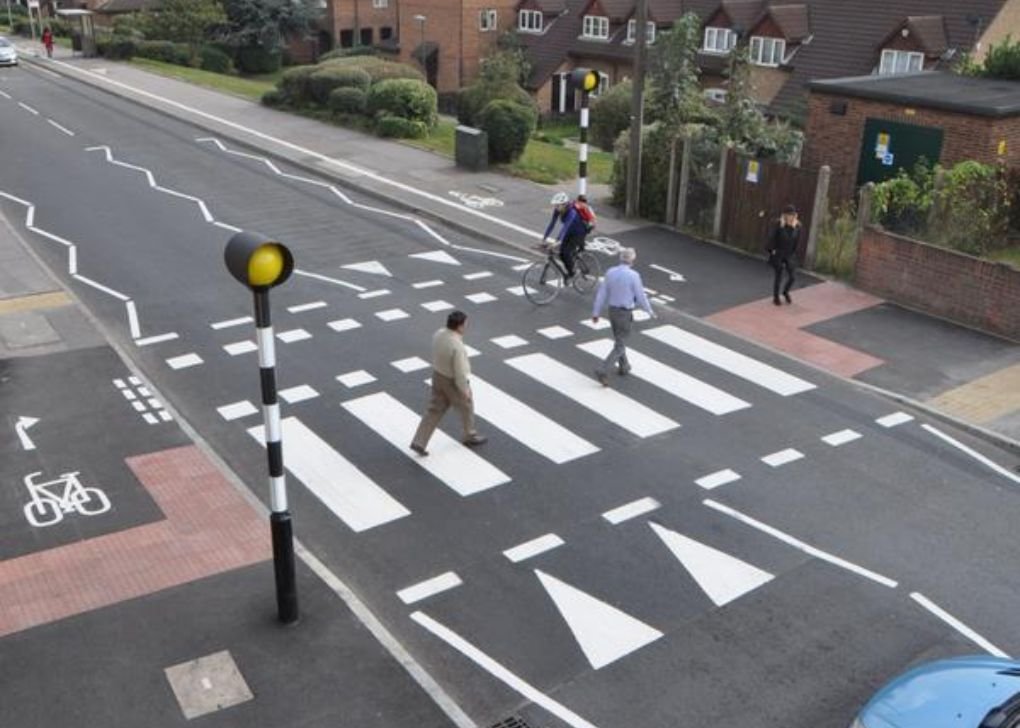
[625,0,648,218]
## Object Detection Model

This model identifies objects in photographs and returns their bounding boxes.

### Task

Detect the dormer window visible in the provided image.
[879,49,923,74]
[518,9,543,32]
[582,15,609,39]
[703,27,735,53]
[626,19,656,44]
[749,36,785,66]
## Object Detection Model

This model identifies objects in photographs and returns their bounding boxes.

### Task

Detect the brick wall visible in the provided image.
[855,227,1020,341]
[975,0,1020,62]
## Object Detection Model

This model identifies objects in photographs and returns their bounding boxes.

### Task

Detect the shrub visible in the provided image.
[308,66,371,104]
[98,38,137,60]
[237,45,282,74]
[328,86,367,115]
[277,65,317,105]
[112,14,146,39]
[319,46,378,62]
[815,202,859,280]
[376,115,428,139]
[458,81,534,127]
[478,99,537,164]
[610,122,676,222]
[930,161,1009,255]
[199,45,233,73]
[136,40,192,66]
[261,89,286,108]
[590,80,632,151]
[321,56,424,84]
[367,78,437,125]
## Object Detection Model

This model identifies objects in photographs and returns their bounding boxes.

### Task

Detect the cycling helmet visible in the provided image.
[550,191,570,205]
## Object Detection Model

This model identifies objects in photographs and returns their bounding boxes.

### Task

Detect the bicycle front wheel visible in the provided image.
[572,251,601,293]
[522,260,563,305]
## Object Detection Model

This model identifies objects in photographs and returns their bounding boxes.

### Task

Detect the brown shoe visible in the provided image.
[594,369,609,386]
[410,443,428,456]
[463,434,488,447]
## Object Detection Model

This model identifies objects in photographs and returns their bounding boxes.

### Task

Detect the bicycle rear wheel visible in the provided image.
[572,251,601,293]
[523,260,563,305]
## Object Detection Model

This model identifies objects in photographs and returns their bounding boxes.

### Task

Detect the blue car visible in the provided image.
[852,656,1020,728]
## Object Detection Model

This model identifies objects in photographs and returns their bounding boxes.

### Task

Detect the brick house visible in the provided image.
[803,72,1020,201]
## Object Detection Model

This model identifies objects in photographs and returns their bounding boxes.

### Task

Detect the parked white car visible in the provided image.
[0,36,18,66]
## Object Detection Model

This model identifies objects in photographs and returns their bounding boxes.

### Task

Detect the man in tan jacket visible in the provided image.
[410,310,487,456]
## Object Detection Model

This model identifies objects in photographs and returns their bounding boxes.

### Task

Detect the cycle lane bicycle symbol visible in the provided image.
[21,470,112,527]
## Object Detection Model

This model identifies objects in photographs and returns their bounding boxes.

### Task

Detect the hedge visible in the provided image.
[98,38,137,60]
[328,86,367,115]
[237,45,281,74]
[261,89,287,108]
[278,65,317,105]
[319,46,378,62]
[321,56,424,84]
[367,78,437,125]
[590,80,632,151]
[135,40,191,66]
[376,115,428,139]
[478,99,537,163]
[199,45,232,74]
[458,81,534,127]
[308,66,371,104]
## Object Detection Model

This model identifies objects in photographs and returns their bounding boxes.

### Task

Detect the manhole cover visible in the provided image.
[489,717,535,728]
[164,649,254,720]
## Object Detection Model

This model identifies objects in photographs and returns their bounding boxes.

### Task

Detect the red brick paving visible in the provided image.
[706,281,887,378]
[0,446,270,638]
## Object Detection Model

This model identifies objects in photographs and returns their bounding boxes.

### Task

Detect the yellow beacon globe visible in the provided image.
[583,72,598,92]
[248,244,285,287]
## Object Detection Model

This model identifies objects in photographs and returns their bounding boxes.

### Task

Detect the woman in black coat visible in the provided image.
[767,204,801,305]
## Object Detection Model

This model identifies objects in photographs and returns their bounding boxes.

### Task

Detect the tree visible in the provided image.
[140,0,225,50]
[981,35,1020,80]
[220,0,317,52]
[646,12,713,134]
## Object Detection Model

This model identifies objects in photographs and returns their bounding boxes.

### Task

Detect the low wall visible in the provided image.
[855,227,1020,341]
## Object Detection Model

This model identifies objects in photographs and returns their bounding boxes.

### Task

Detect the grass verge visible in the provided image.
[128,57,277,102]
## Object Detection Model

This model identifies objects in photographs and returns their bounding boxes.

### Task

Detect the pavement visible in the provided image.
[1,37,1019,728]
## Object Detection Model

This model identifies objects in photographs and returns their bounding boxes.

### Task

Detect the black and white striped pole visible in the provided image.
[224,231,298,624]
[571,68,598,197]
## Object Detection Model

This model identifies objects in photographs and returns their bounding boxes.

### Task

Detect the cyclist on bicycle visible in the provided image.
[542,192,593,280]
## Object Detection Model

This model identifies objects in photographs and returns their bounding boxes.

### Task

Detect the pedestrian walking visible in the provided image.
[767,204,800,305]
[591,247,655,386]
[542,192,591,280]
[410,310,487,456]
[41,27,54,59]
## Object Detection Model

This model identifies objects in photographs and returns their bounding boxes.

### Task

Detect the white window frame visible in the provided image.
[582,15,609,40]
[372,0,387,8]
[518,9,543,33]
[703,26,735,53]
[749,36,785,66]
[625,19,656,44]
[878,49,924,75]
[479,8,498,32]
[590,71,610,96]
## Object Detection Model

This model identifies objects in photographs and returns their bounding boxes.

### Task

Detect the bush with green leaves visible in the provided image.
[979,35,1020,81]
[136,40,193,66]
[814,202,859,279]
[930,161,1010,255]
[277,64,317,104]
[98,38,138,60]
[321,56,424,84]
[376,115,428,139]
[590,80,632,151]
[319,46,378,62]
[458,81,534,127]
[308,66,371,104]
[328,86,367,115]
[367,78,437,125]
[236,45,281,74]
[112,14,147,39]
[872,163,934,236]
[199,45,233,73]
[478,99,537,164]
[610,122,675,221]
[261,88,286,107]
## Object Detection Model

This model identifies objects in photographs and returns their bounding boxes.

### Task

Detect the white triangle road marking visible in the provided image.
[342,260,392,277]
[411,250,461,266]
[535,570,663,670]
[650,522,773,607]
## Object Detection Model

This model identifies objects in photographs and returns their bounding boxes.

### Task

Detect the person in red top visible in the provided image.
[41,27,54,58]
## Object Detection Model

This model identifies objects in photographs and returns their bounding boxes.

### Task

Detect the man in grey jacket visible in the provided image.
[411,310,487,456]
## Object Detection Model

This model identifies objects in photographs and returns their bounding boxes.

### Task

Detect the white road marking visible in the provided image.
[134,332,179,347]
[910,592,1009,657]
[129,376,142,386]
[463,271,493,280]
[644,325,816,396]
[392,356,430,373]
[138,386,151,397]
[413,280,444,289]
[359,289,391,300]
[287,301,327,313]
[18,102,39,115]
[581,318,611,330]
[376,309,409,322]
[224,340,258,356]
[412,250,461,266]
[143,412,159,424]
[602,497,660,525]
[761,448,804,467]
[146,398,162,409]
[422,300,454,312]
[212,221,242,233]
[490,335,528,349]
[505,353,679,438]
[465,345,481,358]
[822,429,862,447]
[279,385,319,404]
[465,292,497,304]
[343,392,510,496]
[211,316,253,330]
[14,416,39,451]
[470,376,599,464]
[876,411,914,428]
[0,90,10,99]
[343,261,392,277]
[328,318,361,333]
[411,611,602,728]
[337,370,376,388]
[159,410,173,422]
[113,378,127,389]
[505,285,528,296]
[650,522,773,606]
[577,341,752,415]
[131,401,146,412]
[398,572,463,604]
[696,469,741,490]
[277,328,312,343]
[536,570,663,670]
[922,424,1020,485]
[504,534,565,563]
[46,119,75,136]
[293,269,366,292]
[704,499,898,588]
[249,416,410,531]
[72,274,130,301]
[537,326,574,339]
[649,263,686,282]
[217,400,259,421]
[125,300,140,338]
[166,353,203,370]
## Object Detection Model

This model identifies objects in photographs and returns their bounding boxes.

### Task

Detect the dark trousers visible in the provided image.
[597,307,633,375]
[560,234,584,277]
[772,256,795,299]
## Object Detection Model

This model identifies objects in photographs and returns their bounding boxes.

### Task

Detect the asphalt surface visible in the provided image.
[3,63,1020,728]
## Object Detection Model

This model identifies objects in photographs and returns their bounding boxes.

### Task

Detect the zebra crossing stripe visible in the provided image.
[470,376,599,464]
[342,392,511,496]
[505,353,679,438]
[643,325,815,396]
[248,416,410,532]
[576,341,751,415]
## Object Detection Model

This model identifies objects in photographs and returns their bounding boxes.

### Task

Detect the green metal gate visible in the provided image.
[856,118,944,186]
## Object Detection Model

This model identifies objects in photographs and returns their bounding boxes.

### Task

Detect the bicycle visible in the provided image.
[522,243,601,305]
[22,470,111,527]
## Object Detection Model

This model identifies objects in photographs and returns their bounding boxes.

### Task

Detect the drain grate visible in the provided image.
[489,717,535,728]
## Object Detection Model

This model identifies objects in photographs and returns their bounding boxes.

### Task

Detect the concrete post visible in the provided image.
[675,136,693,230]
[712,144,730,240]
[665,139,678,226]
[856,182,875,238]
[805,165,831,269]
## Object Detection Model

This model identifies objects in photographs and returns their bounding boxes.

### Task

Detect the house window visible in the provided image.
[518,9,543,32]
[625,19,655,44]
[703,26,735,53]
[360,27,373,45]
[749,36,785,66]
[596,71,610,95]
[339,29,354,48]
[582,15,609,40]
[879,49,924,75]
[372,0,387,8]
[479,9,498,31]
[380,26,393,40]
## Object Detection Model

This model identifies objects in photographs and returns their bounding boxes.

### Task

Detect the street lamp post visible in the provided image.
[413,14,426,72]
[224,231,298,625]
[570,68,598,198]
